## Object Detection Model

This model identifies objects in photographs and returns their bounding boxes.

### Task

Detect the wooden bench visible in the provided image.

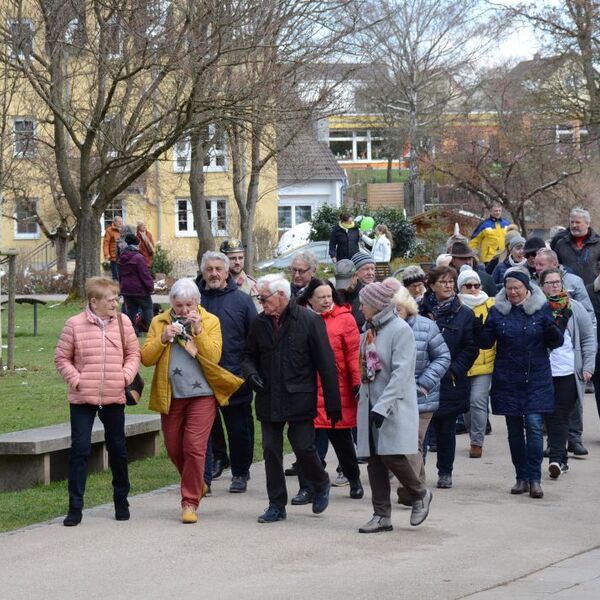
[0,414,161,492]
[0,297,47,336]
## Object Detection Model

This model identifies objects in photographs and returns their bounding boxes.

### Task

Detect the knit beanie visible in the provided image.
[351,252,375,271]
[504,266,532,291]
[359,281,396,311]
[401,265,426,287]
[457,265,481,290]
[124,233,139,246]
[508,235,526,252]
[523,236,546,257]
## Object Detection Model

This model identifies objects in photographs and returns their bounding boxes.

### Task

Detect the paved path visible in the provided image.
[2,396,600,600]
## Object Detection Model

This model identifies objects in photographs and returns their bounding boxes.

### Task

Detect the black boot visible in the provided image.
[349,479,364,499]
[115,500,130,521]
[63,507,82,527]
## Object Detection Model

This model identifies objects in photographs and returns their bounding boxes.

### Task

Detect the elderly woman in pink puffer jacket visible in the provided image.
[55,277,140,527]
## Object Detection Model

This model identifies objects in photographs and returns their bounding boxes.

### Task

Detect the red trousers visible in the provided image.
[161,396,217,508]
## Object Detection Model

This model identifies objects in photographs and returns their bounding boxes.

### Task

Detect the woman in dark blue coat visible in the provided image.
[480,268,563,499]
[420,266,478,489]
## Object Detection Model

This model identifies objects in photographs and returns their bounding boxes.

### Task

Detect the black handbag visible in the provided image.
[117,313,145,406]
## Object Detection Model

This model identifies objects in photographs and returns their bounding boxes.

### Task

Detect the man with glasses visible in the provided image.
[289,250,318,298]
[243,273,341,523]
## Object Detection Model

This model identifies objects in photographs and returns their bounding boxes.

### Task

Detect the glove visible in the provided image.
[327,409,342,428]
[247,373,265,392]
[353,384,361,399]
[370,410,385,429]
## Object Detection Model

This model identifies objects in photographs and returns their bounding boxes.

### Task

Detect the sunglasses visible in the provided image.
[257,291,276,303]
[463,283,481,290]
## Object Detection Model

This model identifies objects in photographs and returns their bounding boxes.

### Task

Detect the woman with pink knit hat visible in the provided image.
[355,280,433,534]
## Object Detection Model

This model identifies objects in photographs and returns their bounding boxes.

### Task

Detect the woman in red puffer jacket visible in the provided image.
[294,278,363,501]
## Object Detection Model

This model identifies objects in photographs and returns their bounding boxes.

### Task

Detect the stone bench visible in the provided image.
[0,414,161,492]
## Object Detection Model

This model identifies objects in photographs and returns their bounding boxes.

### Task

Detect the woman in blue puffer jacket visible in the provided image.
[383,279,451,505]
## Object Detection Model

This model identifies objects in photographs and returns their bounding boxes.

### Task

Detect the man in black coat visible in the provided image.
[552,207,600,285]
[585,275,600,426]
[198,251,258,493]
[243,273,342,523]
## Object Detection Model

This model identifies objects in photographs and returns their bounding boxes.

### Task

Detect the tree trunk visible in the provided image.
[190,131,214,268]
[55,235,68,274]
[387,157,392,183]
[72,211,101,298]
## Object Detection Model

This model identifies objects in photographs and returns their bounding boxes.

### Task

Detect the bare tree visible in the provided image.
[354,0,504,214]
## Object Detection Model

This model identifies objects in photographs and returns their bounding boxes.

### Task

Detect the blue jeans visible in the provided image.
[110,260,119,281]
[68,403,129,509]
[505,413,544,483]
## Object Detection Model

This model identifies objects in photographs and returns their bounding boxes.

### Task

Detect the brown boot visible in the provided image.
[529,481,544,499]
[469,444,482,458]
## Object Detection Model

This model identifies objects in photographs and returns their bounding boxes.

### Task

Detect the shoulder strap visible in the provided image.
[116,313,126,367]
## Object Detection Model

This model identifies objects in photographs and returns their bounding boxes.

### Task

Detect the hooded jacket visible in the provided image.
[479,287,563,416]
[329,223,360,261]
[118,247,154,296]
[469,217,510,263]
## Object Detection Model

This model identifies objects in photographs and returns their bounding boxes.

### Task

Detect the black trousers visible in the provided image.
[298,428,360,491]
[592,367,600,421]
[261,419,329,508]
[210,410,229,463]
[546,374,578,465]
[221,401,255,477]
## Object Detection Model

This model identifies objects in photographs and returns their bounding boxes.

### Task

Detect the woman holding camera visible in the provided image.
[141,278,242,523]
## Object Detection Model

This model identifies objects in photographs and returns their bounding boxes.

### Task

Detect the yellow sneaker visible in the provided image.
[181,505,197,524]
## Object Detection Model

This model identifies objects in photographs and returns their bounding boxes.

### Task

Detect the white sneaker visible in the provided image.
[332,473,349,487]
[548,462,561,479]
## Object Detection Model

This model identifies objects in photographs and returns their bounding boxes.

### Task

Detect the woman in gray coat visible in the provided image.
[382,279,451,505]
[540,268,596,479]
[356,281,433,534]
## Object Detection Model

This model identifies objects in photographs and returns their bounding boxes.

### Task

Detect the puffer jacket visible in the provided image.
[103,224,121,261]
[141,306,243,414]
[469,217,510,263]
[479,287,563,416]
[54,308,140,405]
[315,304,361,428]
[459,295,496,376]
[405,314,451,413]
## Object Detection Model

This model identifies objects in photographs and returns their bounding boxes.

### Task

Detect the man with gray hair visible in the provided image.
[289,250,318,298]
[198,251,258,493]
[243,273,341,523]
[552,207,600,285]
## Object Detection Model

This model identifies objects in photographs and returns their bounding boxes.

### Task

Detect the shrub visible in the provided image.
[151,243,173,276]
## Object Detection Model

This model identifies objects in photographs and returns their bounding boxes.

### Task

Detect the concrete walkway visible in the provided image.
[2,396,600,600]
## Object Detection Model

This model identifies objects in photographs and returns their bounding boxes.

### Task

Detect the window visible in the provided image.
[173,125,227,172]
[101,198,124,232]
[13,118,35,157]
[278,205,312,231]
[176,198,228,236]
[9,19,33,59]
[14,199,39,239]
[328,129,385,162]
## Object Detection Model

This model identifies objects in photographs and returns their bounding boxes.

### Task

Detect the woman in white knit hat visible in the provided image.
[356,281,433,533]
[457,266,495,458]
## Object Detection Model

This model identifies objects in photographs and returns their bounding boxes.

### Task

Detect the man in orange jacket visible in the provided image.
[103,216,123,280]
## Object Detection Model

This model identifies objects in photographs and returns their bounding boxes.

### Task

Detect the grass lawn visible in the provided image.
[0,301,267,533]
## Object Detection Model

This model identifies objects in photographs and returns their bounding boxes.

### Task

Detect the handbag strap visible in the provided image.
[116,312,126,367]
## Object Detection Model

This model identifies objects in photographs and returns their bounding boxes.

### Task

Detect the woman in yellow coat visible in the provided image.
[457,267,495,458]
[142,278,242,523]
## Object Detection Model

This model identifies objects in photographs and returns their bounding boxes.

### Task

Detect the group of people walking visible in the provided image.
[55,205,600,533]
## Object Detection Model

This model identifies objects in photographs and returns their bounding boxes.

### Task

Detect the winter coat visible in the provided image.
[141,306,243,414]
[405,314,451,413]
[552,227,600,285]
[362,233,392,262]
[329,223,360,260]
[199,276,258,404]
[356,306,419,457]
[479,287,563,416]
[552,299,596,405]
[103,224,121,261]
[137,230,155,267]
[459,296,496,376]
[420,294,478,416]
[55,308,140,406]
[532,267,596,328]
[314,304,361,428]
[585,278,600,370]
[242,301,341,423]
[118,248,154,296]
[469,217,510,263]
[491,258,511,290]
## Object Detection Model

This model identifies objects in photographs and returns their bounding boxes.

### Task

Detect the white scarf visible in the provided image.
[458,290,489,310]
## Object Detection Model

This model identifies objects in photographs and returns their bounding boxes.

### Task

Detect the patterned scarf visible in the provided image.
[360,327,382,383]
[430,295,455,320]
[547,291,572,331]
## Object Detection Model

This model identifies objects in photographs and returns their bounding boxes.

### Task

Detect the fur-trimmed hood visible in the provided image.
[493,285,548,316]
